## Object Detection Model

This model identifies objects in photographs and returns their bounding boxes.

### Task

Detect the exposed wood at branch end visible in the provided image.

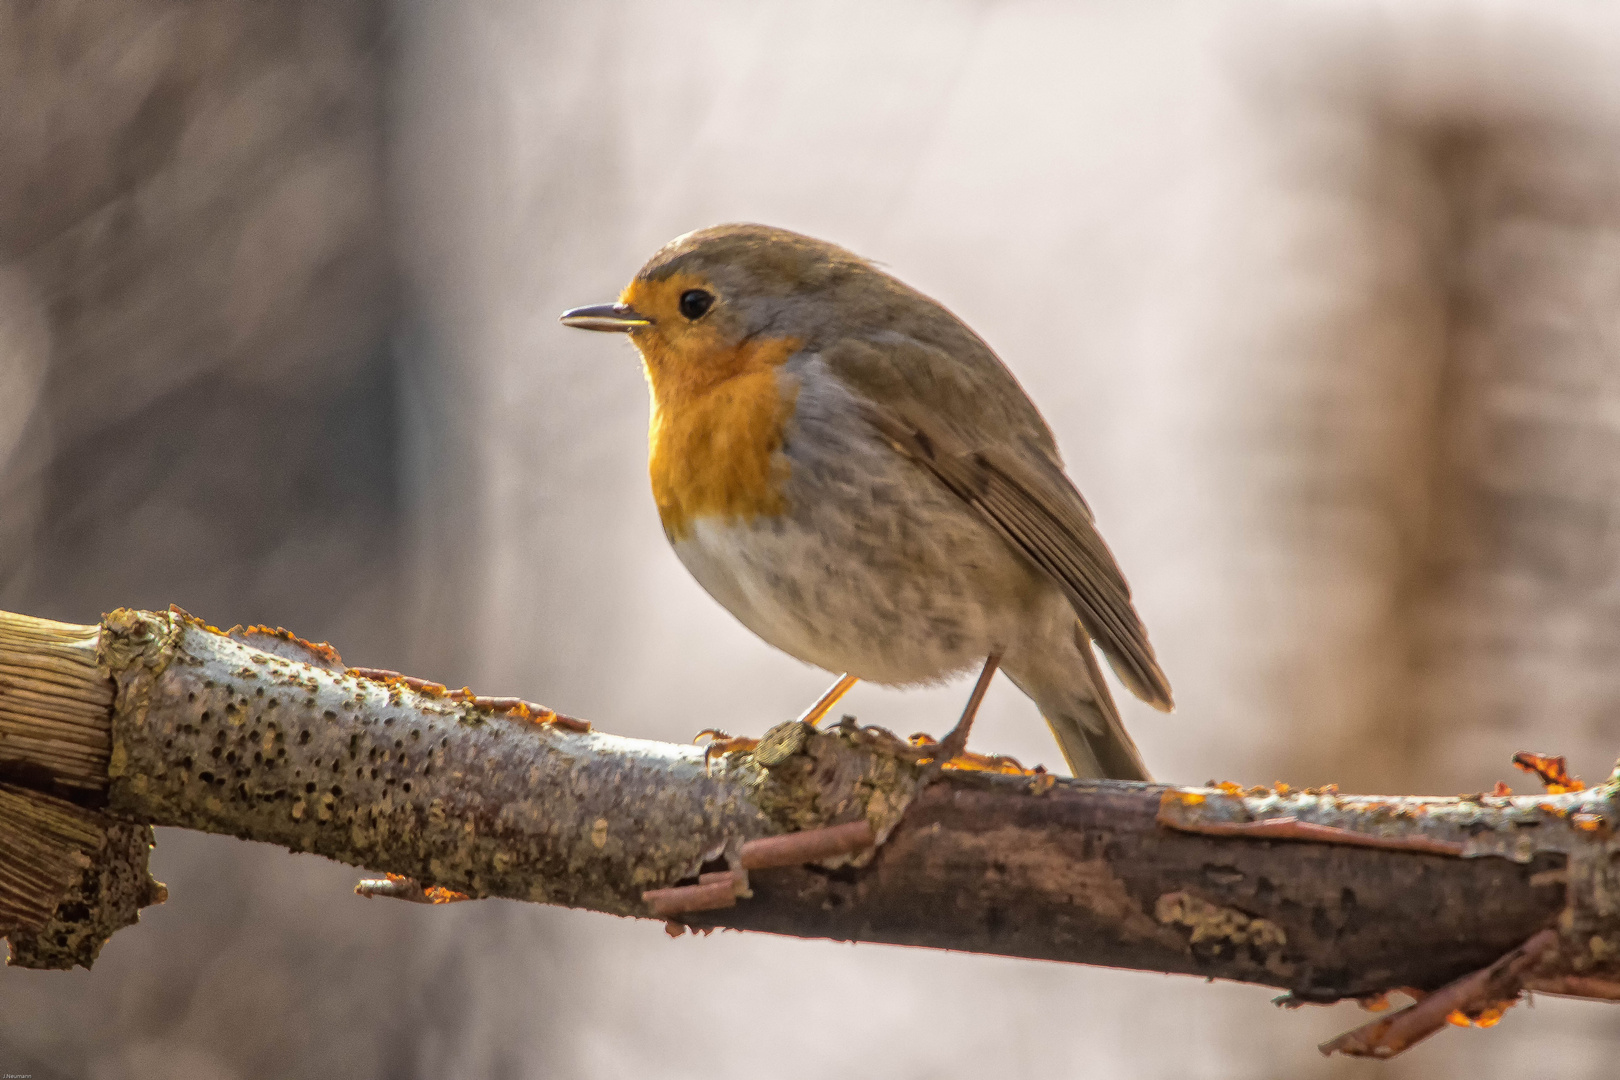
[0,778,166,970]
[0,611,112,791]
[5,820,165,970]
[0,783,103,933]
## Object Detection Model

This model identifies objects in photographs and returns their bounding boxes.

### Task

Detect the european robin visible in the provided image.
[562,224,1172,779]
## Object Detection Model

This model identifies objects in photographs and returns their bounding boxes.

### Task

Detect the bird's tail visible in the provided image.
[1002,621,1151,782]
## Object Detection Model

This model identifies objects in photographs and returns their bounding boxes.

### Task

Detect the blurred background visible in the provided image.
[2,0,1619,1076]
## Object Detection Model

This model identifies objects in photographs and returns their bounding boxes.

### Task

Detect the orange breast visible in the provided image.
[640,335,803,541]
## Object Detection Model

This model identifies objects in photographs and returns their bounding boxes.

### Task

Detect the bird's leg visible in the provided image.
[796,672,859,728]
[929,653,1001,766]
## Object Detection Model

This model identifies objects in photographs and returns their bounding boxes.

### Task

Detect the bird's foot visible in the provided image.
[915,653,1003,784]
[906,733,1040,775]
[694,729,761,773]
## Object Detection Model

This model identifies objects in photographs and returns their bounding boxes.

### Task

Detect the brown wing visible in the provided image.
[845,362,1174,713]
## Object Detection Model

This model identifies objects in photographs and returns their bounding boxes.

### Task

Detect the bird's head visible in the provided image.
[561,223,903,394]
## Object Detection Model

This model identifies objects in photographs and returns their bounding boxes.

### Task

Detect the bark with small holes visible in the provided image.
[0,607,1617,1056]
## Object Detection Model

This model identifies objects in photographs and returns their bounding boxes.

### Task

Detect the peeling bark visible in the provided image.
[0,606,1617,1058]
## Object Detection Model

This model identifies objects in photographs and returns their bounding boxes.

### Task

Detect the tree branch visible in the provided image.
[1,606,1617,1057]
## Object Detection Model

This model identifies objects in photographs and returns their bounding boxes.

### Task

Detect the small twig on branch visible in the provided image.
[1319,928,1560,1057]
[1157,810,1469,857]
[644,875,743,918]
[0,606,1617,1061]
[642,820,877,915]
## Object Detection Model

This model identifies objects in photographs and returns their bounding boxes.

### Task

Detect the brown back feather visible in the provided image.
[829,335,1173,712]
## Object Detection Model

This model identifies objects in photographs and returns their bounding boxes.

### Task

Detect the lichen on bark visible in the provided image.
[99,608,911,912]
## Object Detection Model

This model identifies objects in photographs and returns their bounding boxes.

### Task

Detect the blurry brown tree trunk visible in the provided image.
[1401,128,1620,786]
[1201,83,1620,798]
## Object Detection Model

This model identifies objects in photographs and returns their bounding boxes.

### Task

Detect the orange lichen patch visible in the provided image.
[348,667,446,698]
[478,697,587,732]
[1211,781,1342,798]
[355,873,470,904]
[166,604,224,635]
[243,625,343,666]
[347,669,589,732]
[424,885,471,904]
[223,622,347,671]
[1158,810,1468,857]
[1358,992,1393,1013]
[465,695,543,718]
[1492,781,1514,797]
[487,698,588,731]
[1512,751,1585,794]
[1572,813,1607,833]
[1446,1002,1511,1028]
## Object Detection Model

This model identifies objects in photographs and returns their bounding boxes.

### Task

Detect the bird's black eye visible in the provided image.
[678,289,715,320]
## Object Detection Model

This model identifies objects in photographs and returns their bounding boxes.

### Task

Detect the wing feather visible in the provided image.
[855,392,1173,711]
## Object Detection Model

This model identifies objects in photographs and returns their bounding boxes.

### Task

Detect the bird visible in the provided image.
[561,224,1172,780]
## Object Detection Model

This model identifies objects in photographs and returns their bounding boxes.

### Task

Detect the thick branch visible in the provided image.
[1,607,1617,1055]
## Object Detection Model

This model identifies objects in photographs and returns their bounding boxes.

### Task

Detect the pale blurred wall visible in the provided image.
[3,1,1620,1078]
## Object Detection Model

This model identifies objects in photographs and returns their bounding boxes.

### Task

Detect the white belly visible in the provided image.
[672,516,845,671]
[668,484,1040,686]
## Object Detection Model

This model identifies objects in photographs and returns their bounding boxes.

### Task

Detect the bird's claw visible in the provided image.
[906,733,1040,775]
[694,728,761,774]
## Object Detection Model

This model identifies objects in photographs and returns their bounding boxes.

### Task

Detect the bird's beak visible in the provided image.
[559,303,652,332]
